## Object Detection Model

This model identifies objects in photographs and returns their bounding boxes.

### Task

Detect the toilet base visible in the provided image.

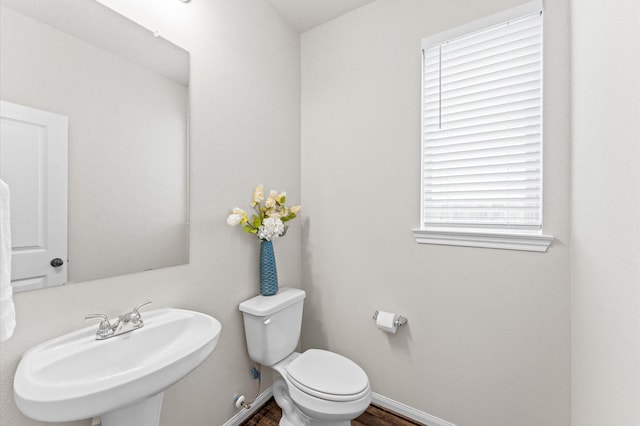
[273,378,308,426]
[307,420,350,426]
[272,378,362,426]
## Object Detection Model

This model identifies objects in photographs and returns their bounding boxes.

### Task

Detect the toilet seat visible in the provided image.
[285,349,370,402]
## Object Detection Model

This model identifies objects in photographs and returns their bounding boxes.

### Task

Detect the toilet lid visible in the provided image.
[285,349,369,401]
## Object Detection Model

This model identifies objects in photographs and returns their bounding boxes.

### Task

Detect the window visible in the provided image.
[413,0,552,252]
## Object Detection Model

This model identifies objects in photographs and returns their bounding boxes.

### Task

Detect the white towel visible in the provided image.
[0,178,15,342]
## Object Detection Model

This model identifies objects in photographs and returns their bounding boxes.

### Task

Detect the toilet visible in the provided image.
[239,287,372,426]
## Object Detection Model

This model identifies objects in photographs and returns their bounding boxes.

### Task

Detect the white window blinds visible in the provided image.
[421,9,543,233]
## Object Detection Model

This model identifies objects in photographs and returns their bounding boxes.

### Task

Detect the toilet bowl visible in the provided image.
[239,288,372,426]
[272,350,371,425]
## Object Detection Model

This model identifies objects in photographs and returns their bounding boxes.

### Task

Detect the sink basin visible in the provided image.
[14,308,221,425]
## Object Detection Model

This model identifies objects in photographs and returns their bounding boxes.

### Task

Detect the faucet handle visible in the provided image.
[131,301,152,325]
[85,313,113,338]
[85,313,110,325]
[133,301,152,314]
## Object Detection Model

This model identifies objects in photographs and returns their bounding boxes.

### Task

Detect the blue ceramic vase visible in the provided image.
[259,240,278,296]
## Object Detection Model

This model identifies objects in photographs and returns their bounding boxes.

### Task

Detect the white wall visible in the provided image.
[571,0,640,425]
[0,0,301,425]
[300,0,571,425]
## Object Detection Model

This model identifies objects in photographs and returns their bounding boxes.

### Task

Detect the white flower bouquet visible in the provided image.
[227,185,301,241]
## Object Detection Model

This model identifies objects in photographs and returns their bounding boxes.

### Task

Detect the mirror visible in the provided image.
[0,0,189,287]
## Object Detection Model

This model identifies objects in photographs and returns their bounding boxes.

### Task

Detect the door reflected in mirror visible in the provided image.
[0,0,190,289]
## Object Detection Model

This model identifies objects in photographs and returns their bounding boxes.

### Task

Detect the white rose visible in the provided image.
[257,217,285,240]
[226,213,242,226]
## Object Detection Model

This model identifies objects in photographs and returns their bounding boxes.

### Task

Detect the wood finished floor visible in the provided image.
[240,398,425,426]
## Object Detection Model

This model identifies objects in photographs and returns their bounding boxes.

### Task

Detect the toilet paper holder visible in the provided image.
[372,310,407,327]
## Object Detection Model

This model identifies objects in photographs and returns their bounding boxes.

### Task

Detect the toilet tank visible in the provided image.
[239,287,306,366]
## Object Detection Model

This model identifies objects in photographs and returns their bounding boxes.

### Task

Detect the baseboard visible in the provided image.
[372,393,457,426]
[222,386,274,426]
[221,387,455,426]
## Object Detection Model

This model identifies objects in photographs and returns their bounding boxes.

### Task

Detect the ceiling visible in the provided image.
[265,0,377,32]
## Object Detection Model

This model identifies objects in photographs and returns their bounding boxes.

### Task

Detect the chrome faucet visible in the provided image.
[85,301,152,340]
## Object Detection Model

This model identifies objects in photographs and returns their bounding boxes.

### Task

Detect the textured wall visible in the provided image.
[300,0,571,425]
[571,0,640,424]
[0,0,301,424]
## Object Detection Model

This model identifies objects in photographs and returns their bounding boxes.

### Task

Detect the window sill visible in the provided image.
[412,229,553,252]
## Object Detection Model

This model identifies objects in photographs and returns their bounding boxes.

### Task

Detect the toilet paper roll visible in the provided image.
[376,311,398,334]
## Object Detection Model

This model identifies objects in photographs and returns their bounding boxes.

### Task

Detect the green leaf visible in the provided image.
[252,216,262,228]
[243,225,257,234]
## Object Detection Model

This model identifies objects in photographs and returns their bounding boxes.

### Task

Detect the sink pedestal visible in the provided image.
[101,393,164,426]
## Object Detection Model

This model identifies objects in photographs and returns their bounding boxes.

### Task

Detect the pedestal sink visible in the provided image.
[14,308,221,426]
